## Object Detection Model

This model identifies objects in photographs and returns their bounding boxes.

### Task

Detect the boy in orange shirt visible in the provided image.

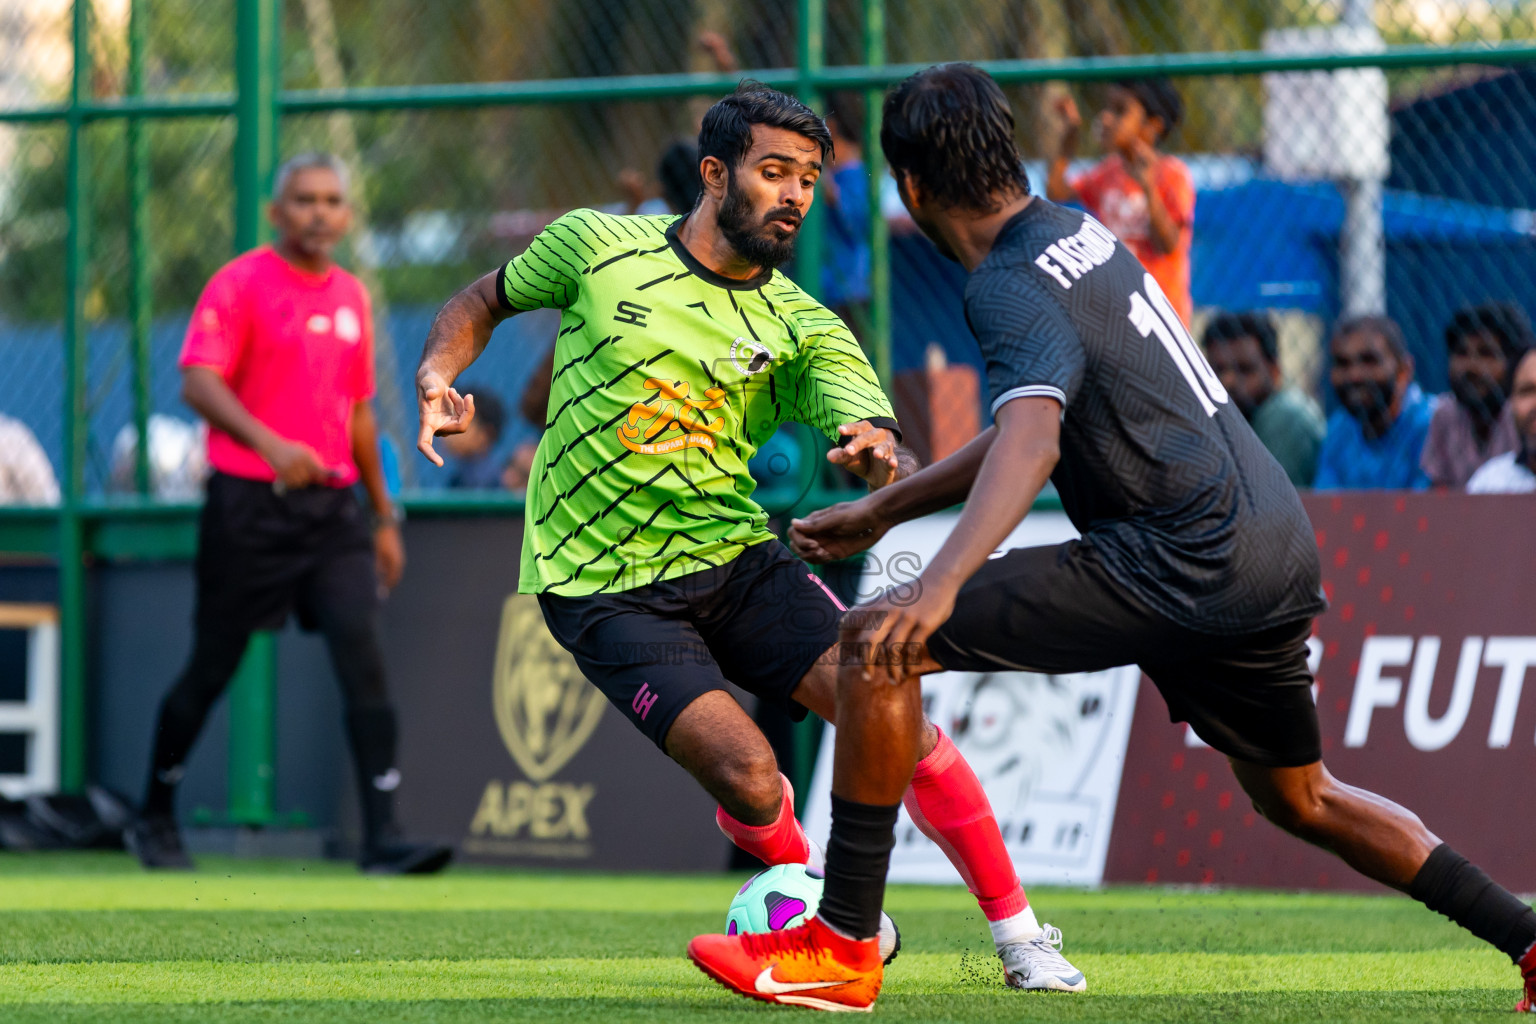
[1046,78,1194,324]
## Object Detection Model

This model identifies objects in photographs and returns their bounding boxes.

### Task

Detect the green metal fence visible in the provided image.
[4,0,1536,798]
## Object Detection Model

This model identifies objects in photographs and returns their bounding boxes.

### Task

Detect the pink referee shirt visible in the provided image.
[179,247,375,487]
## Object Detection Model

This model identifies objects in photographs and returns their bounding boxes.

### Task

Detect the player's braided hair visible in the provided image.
[881,63,1030,212]
[698,82,832,170]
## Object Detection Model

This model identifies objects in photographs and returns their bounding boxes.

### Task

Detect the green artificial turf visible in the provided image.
[0,852,1524,1022]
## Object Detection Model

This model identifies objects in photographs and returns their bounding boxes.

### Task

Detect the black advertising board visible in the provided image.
[378,516,729,871]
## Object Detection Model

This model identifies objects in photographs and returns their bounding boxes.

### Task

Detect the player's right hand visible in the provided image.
[416,370,476,467]
[267,440,332,490]
[789,496,890,564]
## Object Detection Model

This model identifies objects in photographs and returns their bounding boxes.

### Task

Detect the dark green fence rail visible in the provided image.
[5,0,1536,798]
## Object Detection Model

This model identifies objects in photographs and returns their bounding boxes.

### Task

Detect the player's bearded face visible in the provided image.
[716,166,801,269]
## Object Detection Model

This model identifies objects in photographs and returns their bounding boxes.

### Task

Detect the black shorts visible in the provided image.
[537,541,843,749]
[926,540,1321,767]
[195,472,377,637]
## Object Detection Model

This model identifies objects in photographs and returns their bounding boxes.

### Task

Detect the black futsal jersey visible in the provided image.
[965,199,1325,635]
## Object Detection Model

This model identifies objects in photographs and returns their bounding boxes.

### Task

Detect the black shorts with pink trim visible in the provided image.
[536,541,842,749]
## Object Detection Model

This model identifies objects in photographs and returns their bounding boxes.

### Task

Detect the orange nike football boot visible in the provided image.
[688,914,883,1012]
[1518,945,1536,1012]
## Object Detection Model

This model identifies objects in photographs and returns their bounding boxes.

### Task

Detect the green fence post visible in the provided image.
[58,0,92,795]
[226,633,277,825]
[789,0,829,811]
[795,0,826,300]
[226,0,282,828]
[127,0,152,497]
[862,0,891,390]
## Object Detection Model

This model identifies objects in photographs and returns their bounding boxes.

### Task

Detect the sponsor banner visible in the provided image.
[1105,493,1536,891]
[802,511,1141,886]
[380,519,727,871]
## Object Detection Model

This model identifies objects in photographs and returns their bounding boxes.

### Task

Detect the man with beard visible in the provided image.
[416,83,1084,994]
[687,63,1536,1014]
[1421,303,1533,490]
[1468,346,1536,493]
[1202,310,1325,487]
[1314,314,1434,490]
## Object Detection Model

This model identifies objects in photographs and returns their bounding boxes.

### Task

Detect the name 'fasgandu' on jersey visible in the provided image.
[499,209,897,597]
[967,200,1325,635]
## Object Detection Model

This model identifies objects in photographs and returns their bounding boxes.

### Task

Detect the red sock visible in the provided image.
[716,772,811,867]
[904,728,1028,922]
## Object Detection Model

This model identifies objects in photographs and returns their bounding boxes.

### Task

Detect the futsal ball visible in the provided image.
[727,863,823,936]
[726,864,902,964]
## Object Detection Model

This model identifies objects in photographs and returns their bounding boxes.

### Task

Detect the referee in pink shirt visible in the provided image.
[126,154,450,875]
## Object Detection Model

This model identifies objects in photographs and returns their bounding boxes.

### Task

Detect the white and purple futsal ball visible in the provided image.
[726,863,823,936]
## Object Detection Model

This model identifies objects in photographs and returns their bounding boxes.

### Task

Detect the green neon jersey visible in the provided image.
[499,209,896,596]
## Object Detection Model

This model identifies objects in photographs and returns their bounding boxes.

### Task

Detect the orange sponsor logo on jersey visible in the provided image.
[618,377,727,455]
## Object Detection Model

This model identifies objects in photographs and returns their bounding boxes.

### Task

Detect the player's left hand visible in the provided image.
[827,422,899,489]
[841,574,957,686]
[373,522,406,591]
[790,495,888,563]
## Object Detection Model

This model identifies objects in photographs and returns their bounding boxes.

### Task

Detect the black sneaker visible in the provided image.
[358,841,453,875]
[124,815,194,870]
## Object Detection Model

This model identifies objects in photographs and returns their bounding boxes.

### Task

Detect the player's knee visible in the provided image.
[714,749,783,824]
[1253,782,1334,840]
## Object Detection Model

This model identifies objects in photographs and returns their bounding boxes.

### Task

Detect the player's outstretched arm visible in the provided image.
[825,421,920,491]
[847,397,1060,684]
[789,425,997,563]
[415,270,512,466]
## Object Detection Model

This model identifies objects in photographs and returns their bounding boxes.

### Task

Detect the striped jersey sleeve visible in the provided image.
[496,210,605,312]
[788,313,897,444]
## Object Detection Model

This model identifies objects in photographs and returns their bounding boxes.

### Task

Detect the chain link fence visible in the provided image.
[3,0,1536,503]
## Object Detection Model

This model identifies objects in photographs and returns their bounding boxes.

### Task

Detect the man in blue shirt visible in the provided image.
[820,94,872,322]
[1315,314,1433,490]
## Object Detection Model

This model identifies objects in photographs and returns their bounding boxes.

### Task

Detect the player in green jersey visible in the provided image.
[416,84,1085,999]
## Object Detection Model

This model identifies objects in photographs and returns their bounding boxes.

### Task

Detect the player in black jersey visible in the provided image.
[688,63,1536,1013]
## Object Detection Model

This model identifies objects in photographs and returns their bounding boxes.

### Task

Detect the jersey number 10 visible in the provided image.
[1126,272,1229,417]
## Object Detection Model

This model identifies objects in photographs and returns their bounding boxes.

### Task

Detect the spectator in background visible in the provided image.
[1202,311,1325,487]
[0,413,60,504]
[1315,314,1433,491]
[438,385,506,489]
[820,93,872,331]
[1422,302,1532,489]
[126,153,449,875]
[1467,347,1536,494]
[1046,78,1195,324]
[657,138,704,215]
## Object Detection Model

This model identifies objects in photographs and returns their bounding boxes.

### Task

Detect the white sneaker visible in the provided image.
[877,910,901,965]
[998,924,1086,992]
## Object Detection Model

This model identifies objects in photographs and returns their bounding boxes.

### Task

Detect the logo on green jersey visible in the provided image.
[617,377,727,455]
[730,337,775,376]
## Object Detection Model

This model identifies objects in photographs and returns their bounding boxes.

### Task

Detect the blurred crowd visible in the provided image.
[3,66,1533,505]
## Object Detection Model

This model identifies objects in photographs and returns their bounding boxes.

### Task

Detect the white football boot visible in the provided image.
[998,924,1086,992]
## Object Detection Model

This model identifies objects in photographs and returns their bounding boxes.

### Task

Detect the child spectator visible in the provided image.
[1315,314,1433,491]
[1047,78,1194,324]
[1202,311,1325,487]
[1421,302,1532,489]
[438,385,506,489]
[1467,347,1536,493]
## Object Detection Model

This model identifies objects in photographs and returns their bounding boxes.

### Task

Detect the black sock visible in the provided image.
[1410,843,1536,964]
[143,693,207,818]
[346,706,401,853]
[817,795,899,941]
